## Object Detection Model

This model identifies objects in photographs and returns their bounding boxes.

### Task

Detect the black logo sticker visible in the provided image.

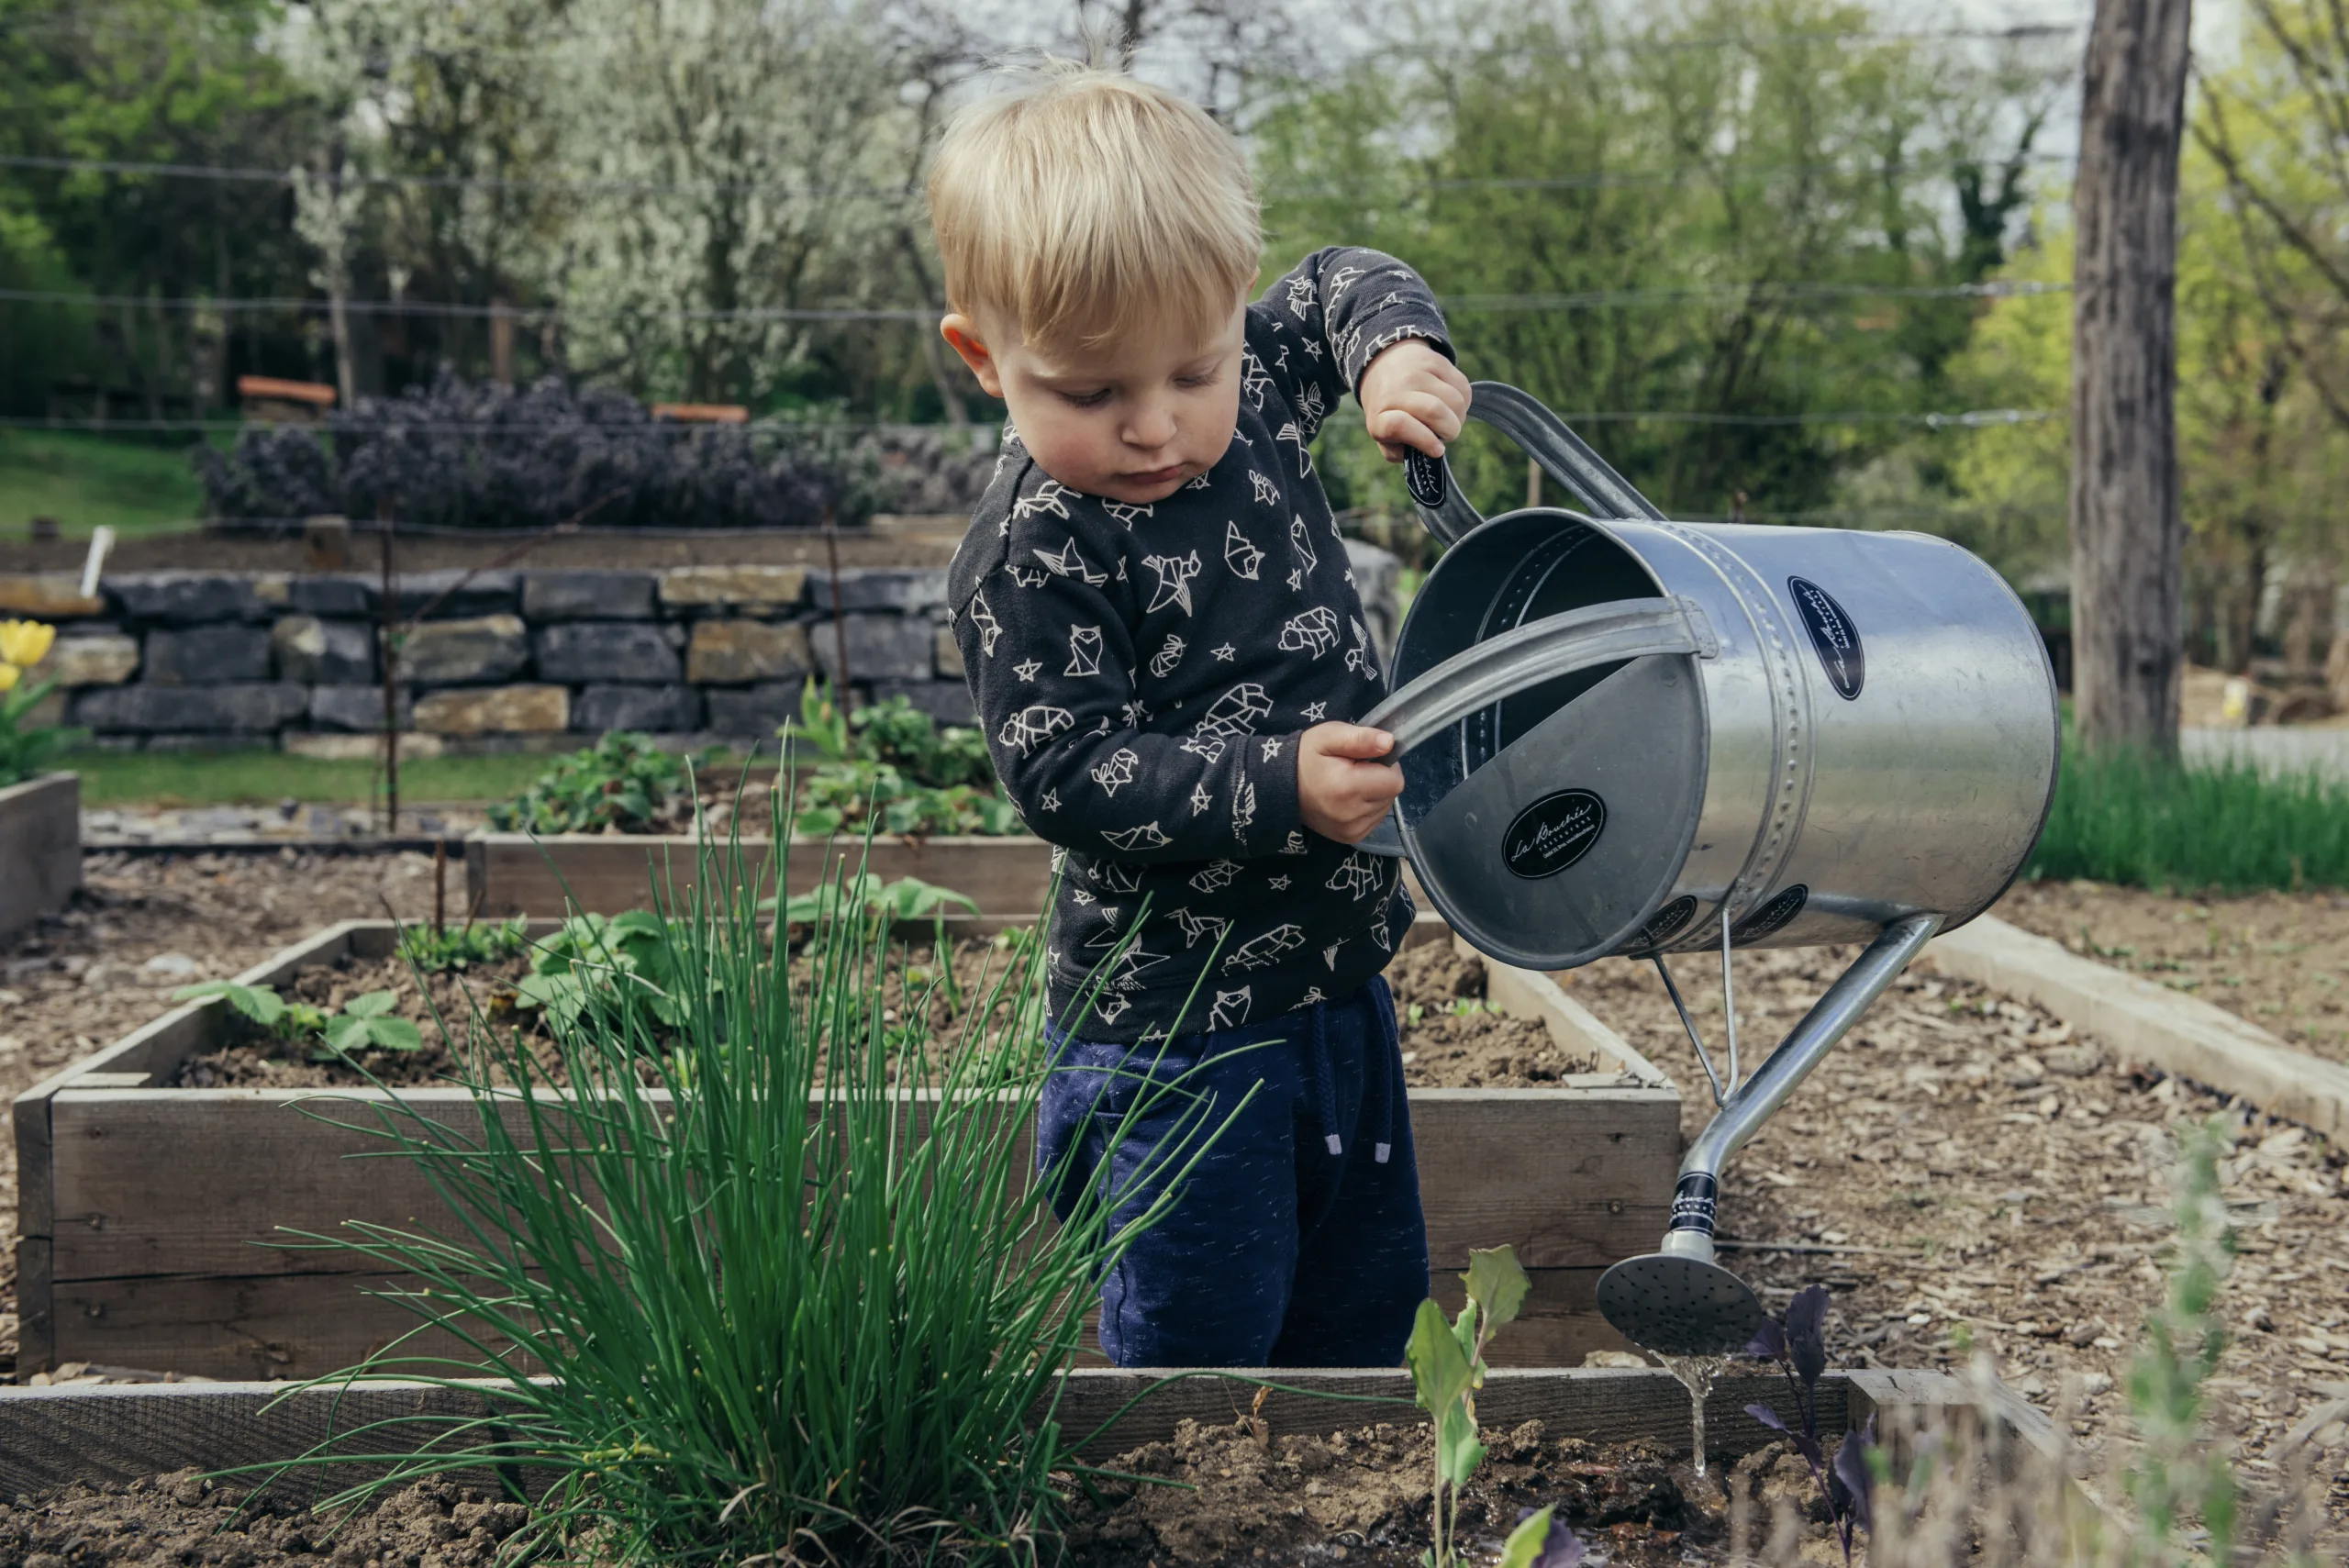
[1628,895,1698,951]
[1404,449,1449,509]
[1787,576,1864,700]
[1502,789,1606,879]
[1731,884,1809,943]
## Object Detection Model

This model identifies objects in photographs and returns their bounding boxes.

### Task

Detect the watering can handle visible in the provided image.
[1404,382,1668,543]
[1353,596,1713,856]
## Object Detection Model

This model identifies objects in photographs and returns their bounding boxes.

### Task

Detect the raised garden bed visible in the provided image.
[0,771,81,940]
[14,919,1680,1380]
[0,1365,2061,1564]
[464,828,1054,918]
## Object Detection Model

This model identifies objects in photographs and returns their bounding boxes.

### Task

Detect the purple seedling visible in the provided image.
[1742,1284,1876,1563]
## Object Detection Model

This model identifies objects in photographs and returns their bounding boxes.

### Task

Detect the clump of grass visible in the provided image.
[272,818,1220,1563]
[2025,740,2349,893]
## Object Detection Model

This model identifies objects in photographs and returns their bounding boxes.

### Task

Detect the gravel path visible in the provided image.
[1563,924,2349,1529]
[1997,880,2349,1063]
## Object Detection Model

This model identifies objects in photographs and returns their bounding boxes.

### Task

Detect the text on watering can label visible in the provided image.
[1787,575,1865,700]
[1501,788,1607,878]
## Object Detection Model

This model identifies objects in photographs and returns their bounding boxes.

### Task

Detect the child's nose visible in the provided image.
[1123,402,1177,451]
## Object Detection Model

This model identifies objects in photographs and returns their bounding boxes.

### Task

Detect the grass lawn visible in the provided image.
[65,748,566,808]
[0,428,211,538]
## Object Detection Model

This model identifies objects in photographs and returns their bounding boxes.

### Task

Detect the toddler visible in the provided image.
[932,61,1471,1367]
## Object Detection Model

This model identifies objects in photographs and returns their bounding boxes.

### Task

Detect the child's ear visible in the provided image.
[941,315,1005,398]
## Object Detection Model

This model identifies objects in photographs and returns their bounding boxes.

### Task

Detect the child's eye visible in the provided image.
[1060,389,1112,409]
[1177,371,1220,389]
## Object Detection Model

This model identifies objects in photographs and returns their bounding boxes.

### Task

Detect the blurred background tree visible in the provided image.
[0,0,2340,684]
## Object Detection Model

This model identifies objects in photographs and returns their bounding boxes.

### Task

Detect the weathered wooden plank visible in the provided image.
[46,1263,1630,1385]
[50,1084,1669,1284]
[1409,1090,1676,1266]
[0,772,80,940]
[0,1367,1924,1495]
[14,1236,53,1373]
[48,1271,532,1385]
[465,833,1057,919]
[0,1380,542,1504]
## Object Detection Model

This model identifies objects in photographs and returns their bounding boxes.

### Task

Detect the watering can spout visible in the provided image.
[1594,912,1943,1357]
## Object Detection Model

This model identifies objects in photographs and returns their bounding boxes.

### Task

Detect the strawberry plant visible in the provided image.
[487,732,718,836]
[1406,1243,1544,1568]
[397,917,530,973]
[320,991,425,1055]
[172,981,423,1061]
[1742,1284,1876,1563]
[784,684,1020,838]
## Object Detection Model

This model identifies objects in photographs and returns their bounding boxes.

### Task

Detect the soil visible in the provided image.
[0,1426,1847,1568]
[158,930,1571,1093]
[1063,1416,1830,1567]
[1995,879,2349,1064]
[0,1471,531,1568]
[1558,923,2349,1529]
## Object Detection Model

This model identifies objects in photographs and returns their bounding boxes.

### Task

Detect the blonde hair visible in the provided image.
[928,61,1260,352]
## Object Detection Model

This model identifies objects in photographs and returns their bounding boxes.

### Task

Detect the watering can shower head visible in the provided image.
[1362,384,2060,1358]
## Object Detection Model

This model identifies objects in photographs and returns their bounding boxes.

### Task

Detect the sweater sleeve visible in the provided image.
[951,495,1305,865]
[1246,247,1454,442]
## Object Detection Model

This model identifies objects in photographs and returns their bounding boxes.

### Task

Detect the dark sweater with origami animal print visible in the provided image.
[947,248,1452,1043]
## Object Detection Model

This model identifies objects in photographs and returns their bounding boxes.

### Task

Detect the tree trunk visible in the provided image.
[2069,0,2194,755]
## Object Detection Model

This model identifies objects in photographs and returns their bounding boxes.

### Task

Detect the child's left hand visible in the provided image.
[1359,339,1472,462]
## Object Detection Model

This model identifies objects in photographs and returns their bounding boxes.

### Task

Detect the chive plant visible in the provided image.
[275,808,1226,1563]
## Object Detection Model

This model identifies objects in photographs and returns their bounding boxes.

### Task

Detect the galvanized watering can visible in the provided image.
[1357,384,2060,1357]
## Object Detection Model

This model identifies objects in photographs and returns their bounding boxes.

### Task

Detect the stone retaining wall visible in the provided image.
[6,543,1399,756]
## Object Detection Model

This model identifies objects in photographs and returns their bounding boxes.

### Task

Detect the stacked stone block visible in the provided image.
[6,541,1400,753]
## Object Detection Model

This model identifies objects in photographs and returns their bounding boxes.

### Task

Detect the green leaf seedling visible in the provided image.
[319,991,426,1058]
[1407,1242,1531,1568]
[174,980,286,1029]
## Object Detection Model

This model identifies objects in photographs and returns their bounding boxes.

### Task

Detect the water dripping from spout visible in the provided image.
[1655,1354,1727,1476]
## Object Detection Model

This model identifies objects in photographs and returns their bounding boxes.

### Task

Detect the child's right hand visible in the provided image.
[1297,723,1407,844]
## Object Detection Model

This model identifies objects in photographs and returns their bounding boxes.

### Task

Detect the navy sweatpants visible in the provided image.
[1035,977,1429,1367]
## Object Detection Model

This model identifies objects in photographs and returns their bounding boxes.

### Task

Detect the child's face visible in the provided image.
[942,300,1245,506]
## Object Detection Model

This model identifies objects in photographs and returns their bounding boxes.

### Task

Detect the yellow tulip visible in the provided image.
[0,619,55,668]
[0,663,19,693]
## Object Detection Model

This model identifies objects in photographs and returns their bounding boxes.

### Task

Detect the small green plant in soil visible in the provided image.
[485,731,718,835]
[396,917,529,973]
[784,681,1021,837]
[1742,1284,1876,1564]
[171,981,423,1059]
[1407,1243,1542,1568]
[272,828,1226,1562]
[2025,738,2349,892]
[2125,1115,2241,1562]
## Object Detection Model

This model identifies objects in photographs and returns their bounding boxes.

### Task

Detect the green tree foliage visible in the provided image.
[0,0,319,415]
[1252,0,2065,522]
[1944,119,2349,649]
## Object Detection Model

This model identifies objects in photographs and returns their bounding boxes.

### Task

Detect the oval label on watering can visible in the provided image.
[1787,576,1865,700]
[1628,895,1699,951]
[1731,884,1809,942]
[1502,789,1607,879]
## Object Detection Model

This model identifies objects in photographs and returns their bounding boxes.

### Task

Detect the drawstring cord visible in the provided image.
[1307,1000,1342,1155]
[1370,985,1396,1165]
[1303,989,1397,1163]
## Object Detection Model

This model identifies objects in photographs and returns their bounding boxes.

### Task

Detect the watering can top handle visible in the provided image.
[1404,382,1668,543]
[1353,595,1713,857]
